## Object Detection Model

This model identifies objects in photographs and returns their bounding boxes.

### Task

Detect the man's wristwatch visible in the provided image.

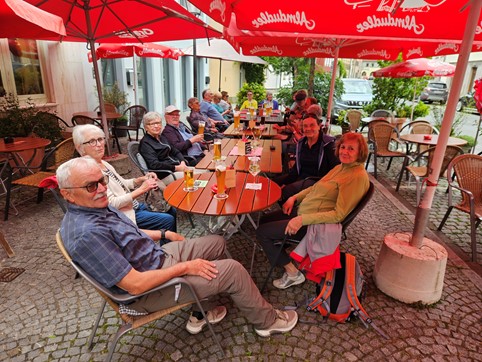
[160,229,166,241]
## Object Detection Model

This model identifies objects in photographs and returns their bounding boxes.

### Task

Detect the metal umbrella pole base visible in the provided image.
[373,232,448,305]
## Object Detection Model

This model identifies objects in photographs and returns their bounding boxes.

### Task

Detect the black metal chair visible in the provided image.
[260,181,375,293]
[55,231,223,362]
[113,105,147,142]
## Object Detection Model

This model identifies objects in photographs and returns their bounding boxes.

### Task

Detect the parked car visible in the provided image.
[420,82,449,104]
[334,78,373,116]
[456,92,479,114]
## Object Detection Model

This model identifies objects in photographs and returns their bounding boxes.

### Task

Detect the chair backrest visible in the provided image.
[36,111,71,130]
[369,122,399,152]
[400,120,438,135]
[127,141,148,174]
[345,110,363,132]
[413,146,464,178]
[71,115,102,128]
[93,102,117,113]
[341,181,374,233]
[371,109,395,122]
[448,154,482,210]
[52,138,77,170]
[123,105,147,128]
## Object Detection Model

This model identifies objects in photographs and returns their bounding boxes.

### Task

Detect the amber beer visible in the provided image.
[213,140,222,160]
[198,121,205,135]
[233,112,241,129]
[248,107,255,119]
[266,105,272,117]
[183,167,195,191]
[215,164,226,196]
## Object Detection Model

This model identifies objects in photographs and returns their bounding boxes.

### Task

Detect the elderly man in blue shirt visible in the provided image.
[161,105,207,165]
[57,157,298,337]
[200,89,229,132]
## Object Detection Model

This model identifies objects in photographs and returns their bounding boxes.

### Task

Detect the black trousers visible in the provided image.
[256,208,307,267]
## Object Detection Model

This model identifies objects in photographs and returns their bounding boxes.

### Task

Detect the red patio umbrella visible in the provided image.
[0,0,65,38]
[26,0,221,154]
[372,58,456,78]
[87,43,184,103]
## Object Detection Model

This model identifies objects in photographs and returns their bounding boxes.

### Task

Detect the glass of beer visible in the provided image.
[248,156,261,183]
[213,139,222,161]
[214,161,228,200]
[248,107,255,119]
[233,111,241,131]
[198,121,205,135]
[266,105,272,117]
[183,167,197,192]
[252,126,262,148]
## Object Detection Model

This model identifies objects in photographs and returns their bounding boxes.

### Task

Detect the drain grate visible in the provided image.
[0,267,25,282]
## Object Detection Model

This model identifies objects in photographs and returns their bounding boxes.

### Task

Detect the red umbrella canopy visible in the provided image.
[191,0,482,45]
[88,43,184,62]
[26,0,221,43]
[0,0,66,38]
[372,58,456,78]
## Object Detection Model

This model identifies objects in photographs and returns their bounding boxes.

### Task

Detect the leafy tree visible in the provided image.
[241,63,266,84]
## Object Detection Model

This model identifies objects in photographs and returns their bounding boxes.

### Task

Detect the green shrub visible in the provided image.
[102,82,129,112]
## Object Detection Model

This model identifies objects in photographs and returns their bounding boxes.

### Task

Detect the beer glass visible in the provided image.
[266,104,272,117]
[248,157,261,183]
[252,126,262,148]
[214,160,228,200]
[233,111,241,131]
[183,167,197,192]
[248,107,255,120]
[198,121,205,135]
[213,139,222,161]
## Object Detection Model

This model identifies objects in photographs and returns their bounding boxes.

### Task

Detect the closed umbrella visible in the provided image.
[87,43,184,103]
[372,58,456,120]
[27,0,221,154]
[0,0,65,38]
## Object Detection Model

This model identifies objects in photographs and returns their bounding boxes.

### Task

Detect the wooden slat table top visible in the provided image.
[224,123,278,138]
[195,138,282,174]
[164,172,281,217]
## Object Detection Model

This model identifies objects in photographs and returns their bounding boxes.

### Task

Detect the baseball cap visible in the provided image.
[165,105,180,114]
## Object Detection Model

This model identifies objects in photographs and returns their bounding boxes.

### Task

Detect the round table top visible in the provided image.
[164,172,281,217]
[400,134,468,147]
[72,111,122,120]
[0,137,51,153]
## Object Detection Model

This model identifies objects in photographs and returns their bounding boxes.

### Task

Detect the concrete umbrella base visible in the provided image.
[373,232,448,305]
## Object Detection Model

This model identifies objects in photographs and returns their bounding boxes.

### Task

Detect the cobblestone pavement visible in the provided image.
[0,140,481,361]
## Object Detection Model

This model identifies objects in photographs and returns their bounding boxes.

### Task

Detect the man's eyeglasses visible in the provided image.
[82,137,105,146]
[63,175,109,193]
[147,121,162,127]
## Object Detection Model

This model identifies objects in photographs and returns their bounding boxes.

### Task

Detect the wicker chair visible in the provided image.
[370,109,395,122]
[365,122,406,179]
[396,146,464,204]
[438,154,482,262]
[114,105,147,142]
[400,120,439,154]
[55,230,223,362]
[344,109,363,132]
[3,138,76,220]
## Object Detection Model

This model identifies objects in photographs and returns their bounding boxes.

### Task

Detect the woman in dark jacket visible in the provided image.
[139,111,188,183]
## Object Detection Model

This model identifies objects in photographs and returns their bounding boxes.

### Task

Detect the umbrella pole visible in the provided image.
[89,39,112,155]
[218,59,222,92]
[133,53,139,105]
[472,114,482,154]
[326,47,339,132]
[410,80,417,121]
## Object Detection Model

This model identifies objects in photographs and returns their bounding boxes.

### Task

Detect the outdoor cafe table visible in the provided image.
[195,138,282,174]
[164,171,281,273]
[400,134,468,147]
[223,123,278,138]
[239,109,283,124]
[0,136,52,172]
[361,116,406,131]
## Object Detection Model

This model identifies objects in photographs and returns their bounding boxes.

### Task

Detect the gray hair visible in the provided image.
[307,104,323,119]
[57,156,99,189]
[143,111,162,128]
[188,97,198,108]
[72,124,105,156]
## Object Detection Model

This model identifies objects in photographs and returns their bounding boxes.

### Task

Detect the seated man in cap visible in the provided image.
[57,157,298,336]
[161,105,207,165]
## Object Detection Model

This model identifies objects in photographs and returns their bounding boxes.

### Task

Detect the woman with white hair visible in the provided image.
[72,124,177,236]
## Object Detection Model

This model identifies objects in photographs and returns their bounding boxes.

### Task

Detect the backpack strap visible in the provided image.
[345,254,389,339]
[307,269,335,317]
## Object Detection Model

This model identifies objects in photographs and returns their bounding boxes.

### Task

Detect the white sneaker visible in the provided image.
[272,271,306,289]
[254,309,298,337]
[186,306,227,335]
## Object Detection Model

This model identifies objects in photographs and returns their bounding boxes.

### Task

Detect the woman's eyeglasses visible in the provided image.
[63,175,109,193]
[82,137,105,146]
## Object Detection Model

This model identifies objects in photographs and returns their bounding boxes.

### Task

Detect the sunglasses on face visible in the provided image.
[63,175,109,193]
